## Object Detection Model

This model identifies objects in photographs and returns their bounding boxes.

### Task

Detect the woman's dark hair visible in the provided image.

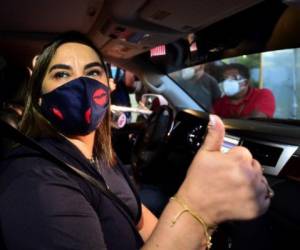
[0,63,30,106]
[20,31,115,166]
[223,63,250,80]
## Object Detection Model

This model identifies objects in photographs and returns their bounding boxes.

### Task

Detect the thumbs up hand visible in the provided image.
[177,115,270,226]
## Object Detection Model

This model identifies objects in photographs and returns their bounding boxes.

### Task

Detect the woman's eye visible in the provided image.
[53,71,69,79]
[87,69,102,77]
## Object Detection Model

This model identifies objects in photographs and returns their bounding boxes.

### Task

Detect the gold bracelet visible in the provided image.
[170,195,216,250]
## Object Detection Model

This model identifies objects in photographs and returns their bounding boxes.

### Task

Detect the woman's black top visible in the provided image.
[0,136,143,250]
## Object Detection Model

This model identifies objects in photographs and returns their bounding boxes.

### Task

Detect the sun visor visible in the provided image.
[193,1,286,63]
[139,0,263,33]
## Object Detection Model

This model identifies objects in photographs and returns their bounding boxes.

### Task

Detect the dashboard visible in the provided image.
[169,109,300,179]
[220,134,298,176]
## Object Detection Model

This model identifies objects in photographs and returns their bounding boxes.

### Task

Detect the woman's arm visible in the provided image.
[142,115,270,250]
[137,204,158,241]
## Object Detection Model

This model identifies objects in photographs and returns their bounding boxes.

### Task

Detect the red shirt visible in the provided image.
[213,87,275,118]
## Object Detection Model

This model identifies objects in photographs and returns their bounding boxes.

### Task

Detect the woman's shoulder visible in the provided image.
[0,143,78,191]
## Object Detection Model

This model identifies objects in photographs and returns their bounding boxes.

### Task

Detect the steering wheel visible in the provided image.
[168,109,210,153]
[131,105,173,183]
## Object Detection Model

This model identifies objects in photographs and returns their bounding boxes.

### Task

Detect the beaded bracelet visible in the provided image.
[170,195,216,250]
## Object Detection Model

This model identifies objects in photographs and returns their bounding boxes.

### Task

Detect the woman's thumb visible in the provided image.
[201,115,225,152]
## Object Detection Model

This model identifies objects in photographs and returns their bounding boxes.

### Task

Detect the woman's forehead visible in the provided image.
[50,42,100,65]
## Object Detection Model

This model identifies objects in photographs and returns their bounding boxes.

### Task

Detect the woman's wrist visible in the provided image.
[143,194,212,250]
[170,195,217,249]
[176,185,221,227]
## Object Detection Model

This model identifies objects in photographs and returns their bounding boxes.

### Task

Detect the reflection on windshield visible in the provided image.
[170,64,221,111]
[170,48,300,120]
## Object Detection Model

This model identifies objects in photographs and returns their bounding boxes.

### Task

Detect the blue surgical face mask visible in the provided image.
[181,67,195,80]
[41,77,109,135]
[221,78,246,97]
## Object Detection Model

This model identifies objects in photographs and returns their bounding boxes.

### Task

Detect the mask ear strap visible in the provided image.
[238,79,248,85]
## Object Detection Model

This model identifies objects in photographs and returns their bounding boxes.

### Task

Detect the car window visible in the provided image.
[169,48,300,120]
[109,65,148,124]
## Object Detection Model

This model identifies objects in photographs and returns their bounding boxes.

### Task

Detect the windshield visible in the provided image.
[169,48,300,120]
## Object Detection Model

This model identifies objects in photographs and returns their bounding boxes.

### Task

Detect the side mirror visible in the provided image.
[140,94,168,110]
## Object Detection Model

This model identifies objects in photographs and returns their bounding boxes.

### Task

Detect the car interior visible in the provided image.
[1,0,300,249]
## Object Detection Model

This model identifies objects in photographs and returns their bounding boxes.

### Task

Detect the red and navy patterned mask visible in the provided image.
[41,77,109,135]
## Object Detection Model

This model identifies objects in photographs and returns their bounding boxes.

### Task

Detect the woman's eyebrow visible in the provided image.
[84,62,104,70]
[49,64,71,73]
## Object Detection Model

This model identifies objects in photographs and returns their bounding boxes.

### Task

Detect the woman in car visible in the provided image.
[0,32,272,250]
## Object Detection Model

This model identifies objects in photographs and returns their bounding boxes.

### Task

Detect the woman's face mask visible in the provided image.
[41,77,109,135]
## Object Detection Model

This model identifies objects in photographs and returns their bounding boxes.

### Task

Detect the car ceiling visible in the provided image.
[0,0,268,67]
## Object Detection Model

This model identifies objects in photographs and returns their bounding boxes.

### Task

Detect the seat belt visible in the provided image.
[0,120,141,235]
